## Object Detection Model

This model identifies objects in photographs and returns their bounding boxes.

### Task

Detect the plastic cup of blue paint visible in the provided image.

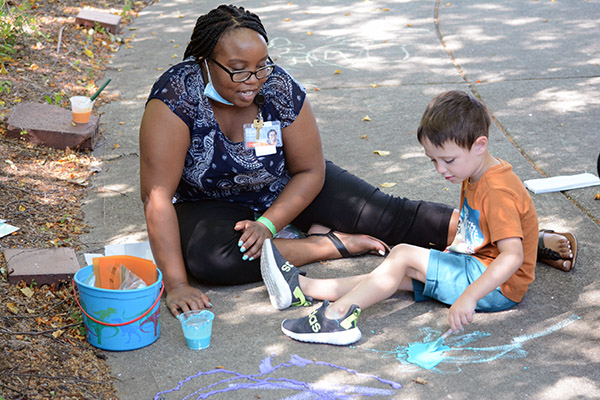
[178,310,214,350]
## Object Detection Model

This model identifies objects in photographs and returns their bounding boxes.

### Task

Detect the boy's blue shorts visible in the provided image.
[412,249,518,312]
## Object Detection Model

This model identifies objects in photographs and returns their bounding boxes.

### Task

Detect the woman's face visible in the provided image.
[209,28,269,107]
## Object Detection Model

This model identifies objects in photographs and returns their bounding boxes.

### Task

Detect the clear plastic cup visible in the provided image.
[69,96,94,124]
[177,310,214,350]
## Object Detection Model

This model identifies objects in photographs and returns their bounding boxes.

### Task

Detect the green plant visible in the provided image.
[0,79,10,95]
[44,92,66,106]
[0,0,41,58]
[121,0,132,18]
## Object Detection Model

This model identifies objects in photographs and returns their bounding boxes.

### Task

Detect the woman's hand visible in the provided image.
[166,283,211,317]
[234,219,273,261]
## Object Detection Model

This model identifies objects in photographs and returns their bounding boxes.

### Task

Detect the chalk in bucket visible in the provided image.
[73,256,163,351]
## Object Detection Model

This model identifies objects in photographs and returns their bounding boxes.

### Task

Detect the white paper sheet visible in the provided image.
[524,172,600,194]
[0,220,19,238]
[83,240,155,267]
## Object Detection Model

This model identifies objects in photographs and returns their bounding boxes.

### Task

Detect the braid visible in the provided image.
[183,4,268,61]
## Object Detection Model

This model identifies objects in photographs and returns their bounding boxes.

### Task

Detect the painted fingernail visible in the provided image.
[240,246,246,253]
[238,240,244,247]
[378,249,385,256]
[208,302,213,307]
[242,255,248,261]
[249,257,254,261]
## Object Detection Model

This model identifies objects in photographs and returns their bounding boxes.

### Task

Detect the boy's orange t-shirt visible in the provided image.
[447,159,538,303]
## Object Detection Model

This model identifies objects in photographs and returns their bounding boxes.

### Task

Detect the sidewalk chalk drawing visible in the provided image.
[355,314,580,372]
[269,37,411,69]
[154,354,401,400]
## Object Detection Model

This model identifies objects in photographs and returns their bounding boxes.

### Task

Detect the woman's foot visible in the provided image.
[537,230,577,271]
[307,224,389,258]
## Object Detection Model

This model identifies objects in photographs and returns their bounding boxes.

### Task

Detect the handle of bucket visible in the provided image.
[72,280,164,327]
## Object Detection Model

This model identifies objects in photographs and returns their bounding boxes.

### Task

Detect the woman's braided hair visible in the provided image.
[183,4,268,61]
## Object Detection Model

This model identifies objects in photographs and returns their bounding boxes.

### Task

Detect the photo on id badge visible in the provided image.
[244,121,282,156]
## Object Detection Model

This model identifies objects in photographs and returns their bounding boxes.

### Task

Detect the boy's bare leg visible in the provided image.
[317,244,431,319]
[275,209,459,268]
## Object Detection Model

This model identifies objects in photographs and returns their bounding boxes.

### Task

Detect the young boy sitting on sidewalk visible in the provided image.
[260,90,539,345]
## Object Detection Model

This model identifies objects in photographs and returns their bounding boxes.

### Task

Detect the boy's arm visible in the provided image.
[448,237,524,332]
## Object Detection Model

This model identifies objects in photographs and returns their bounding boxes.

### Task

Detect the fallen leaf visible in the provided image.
[412,377,427,385]
[171,54,178,58]
[284,18,291,21]
[594,192,600,200]
[52,329,64,338]
[84,48,94,58]
[334,69,341,74]
[344,12,351,16]
[370,83,379,88]
[20,287,35,298]
[314,88,320,91]
[380,182,397,188]
[374,150,390,156]
[307,31,313,35]
[0,63,6,74]
[362,115,371,121]
[19,205,26,212]
[113,143,120,149]
[382,8,390,11]
[406,23,412,27]
[360,135,368,139]
[7,303,19,314]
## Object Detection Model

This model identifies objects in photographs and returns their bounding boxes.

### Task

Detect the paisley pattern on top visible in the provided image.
[148,58,306,212]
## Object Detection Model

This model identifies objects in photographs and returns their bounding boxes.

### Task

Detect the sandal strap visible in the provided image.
[309,230,352,258]
[538,229,561,261]
[538,247,561,261]
[325,230,352,258]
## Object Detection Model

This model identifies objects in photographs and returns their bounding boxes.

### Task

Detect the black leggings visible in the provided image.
[175,161,454,285]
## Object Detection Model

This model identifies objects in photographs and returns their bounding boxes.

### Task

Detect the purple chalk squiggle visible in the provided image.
[154,354,402,399]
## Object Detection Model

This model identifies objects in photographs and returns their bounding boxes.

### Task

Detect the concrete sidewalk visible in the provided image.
[81,1,600,399]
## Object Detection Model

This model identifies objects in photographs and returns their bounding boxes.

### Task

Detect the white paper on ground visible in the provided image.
[524,172,600,194]
[83,241,155,267]
[0,220,19,238]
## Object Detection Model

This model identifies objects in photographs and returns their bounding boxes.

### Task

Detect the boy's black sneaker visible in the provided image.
[261,239,311,310]
[281,300,362,345]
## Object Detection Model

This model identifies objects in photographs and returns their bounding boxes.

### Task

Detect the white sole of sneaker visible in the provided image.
[281,324,361,346]
[260,239,292,310]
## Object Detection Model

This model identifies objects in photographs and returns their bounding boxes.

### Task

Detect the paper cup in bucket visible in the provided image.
[73,264,163,351]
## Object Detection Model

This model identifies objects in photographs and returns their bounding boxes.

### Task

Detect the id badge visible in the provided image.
[243,120,282,156]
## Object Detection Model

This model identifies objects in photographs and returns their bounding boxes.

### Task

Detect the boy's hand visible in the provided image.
[448,294,477,332]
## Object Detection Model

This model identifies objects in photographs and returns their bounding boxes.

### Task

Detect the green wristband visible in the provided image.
[257,216,277,237]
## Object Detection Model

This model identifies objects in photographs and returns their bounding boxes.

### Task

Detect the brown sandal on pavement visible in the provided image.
[537,229,578,271]
[309,229,390,258]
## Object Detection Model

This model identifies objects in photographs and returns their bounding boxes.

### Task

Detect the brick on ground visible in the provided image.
[75,8,122,34]
[6,102,100,150]
[5,248,81,286]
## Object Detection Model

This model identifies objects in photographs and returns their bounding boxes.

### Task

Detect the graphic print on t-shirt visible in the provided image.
[447,197,483,254]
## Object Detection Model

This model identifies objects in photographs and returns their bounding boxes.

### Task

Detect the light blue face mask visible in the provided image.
[203,59,233,106]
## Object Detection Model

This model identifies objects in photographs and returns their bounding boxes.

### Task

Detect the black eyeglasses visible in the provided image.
[208,57,275,82]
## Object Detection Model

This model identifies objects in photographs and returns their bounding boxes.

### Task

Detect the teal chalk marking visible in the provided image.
[352,314,581,372]
[407,341,451,369]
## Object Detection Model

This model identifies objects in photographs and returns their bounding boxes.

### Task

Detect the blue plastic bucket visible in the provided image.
[73,265,163,351]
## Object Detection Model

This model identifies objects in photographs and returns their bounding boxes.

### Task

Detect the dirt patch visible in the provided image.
[1,1,153,399]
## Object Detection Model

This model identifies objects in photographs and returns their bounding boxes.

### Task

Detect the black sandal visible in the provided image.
[309,229,389,258]
[537,229,578,271]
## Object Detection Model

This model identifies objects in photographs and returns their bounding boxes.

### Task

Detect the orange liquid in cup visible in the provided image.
[72,110,92,124]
